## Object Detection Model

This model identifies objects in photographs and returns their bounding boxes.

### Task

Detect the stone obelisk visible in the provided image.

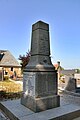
[21,21,60,112]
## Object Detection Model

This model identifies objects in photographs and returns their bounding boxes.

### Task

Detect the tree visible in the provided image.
[19,51,30,72]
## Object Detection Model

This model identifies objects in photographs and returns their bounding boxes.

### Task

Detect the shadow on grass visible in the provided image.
[0,90,22,101]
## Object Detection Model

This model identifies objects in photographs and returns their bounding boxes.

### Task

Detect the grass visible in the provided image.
[0,80,22,92]
[0,80,22,100]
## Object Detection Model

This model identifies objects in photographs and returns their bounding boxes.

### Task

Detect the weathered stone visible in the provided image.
[21,21,60,112]
[1,99,80,120]
[65,77,77,91]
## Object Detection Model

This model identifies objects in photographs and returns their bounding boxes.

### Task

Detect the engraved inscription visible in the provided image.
[23,73,35,97]
[39,30,50,55]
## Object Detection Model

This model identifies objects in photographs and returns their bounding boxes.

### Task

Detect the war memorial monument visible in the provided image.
[21,21,60,112]
[0,21,80,120]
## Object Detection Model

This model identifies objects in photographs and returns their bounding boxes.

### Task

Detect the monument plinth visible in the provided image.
[21,21,60,112]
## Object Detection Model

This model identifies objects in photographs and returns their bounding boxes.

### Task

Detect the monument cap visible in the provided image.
[32,21,49,31]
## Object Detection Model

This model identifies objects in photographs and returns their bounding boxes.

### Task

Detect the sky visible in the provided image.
[0,0,80,69]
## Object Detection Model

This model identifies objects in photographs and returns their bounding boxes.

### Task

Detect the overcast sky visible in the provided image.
[0,0,80,69]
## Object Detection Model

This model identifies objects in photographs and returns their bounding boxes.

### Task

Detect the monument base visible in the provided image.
[1,96,80,120]
[21,94,60,112]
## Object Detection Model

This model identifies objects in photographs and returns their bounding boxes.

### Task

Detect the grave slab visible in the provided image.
[0,98,80,120]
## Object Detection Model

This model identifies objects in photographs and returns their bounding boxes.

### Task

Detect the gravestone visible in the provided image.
[21,21,60,112]
[65,77,77,92]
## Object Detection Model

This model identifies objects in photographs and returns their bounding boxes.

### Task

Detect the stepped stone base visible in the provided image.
[21,94,60,112]
[0,98,80,120]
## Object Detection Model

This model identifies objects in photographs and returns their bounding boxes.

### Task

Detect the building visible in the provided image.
[0,50,21,80]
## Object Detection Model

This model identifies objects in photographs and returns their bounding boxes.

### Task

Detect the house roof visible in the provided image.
[0,50,21,67]
[61,69,76,76]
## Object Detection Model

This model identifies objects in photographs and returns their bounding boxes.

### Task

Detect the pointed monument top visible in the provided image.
[32,20,49,31]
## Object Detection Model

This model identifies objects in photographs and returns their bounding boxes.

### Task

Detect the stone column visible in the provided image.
[21,21,60,112]
[2,67,4,81]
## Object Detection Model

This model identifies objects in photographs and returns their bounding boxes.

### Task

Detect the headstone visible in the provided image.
[65,77,77,91]
[21,21,60,112]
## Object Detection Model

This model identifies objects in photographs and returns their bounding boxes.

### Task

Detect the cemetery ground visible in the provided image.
[0,78,80,119]
[0,79,23,101]
[0,78,23,119]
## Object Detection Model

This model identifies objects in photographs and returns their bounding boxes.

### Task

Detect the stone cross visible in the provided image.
[21,21,60,112]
